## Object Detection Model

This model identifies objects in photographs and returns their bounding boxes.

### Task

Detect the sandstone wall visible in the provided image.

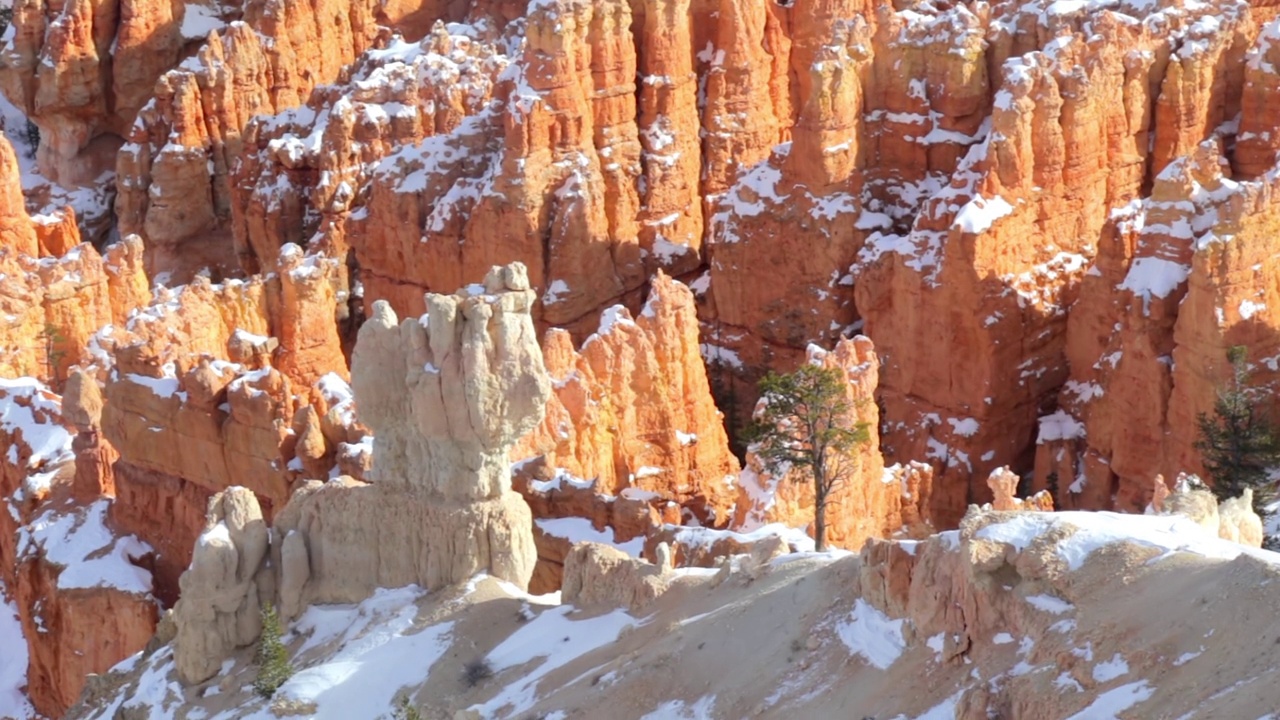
[514,272,740,524]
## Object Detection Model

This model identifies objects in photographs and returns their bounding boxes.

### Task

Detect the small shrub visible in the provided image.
[253,603,293,698]
[391,696,424,720]
[462,658,494,688]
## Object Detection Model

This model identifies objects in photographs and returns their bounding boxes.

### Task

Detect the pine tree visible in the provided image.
[744,363,870,551]
[253,603,293,699]
[1195,345,1280,514]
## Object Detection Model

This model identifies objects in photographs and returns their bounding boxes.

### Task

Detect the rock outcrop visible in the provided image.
[172,487,269,685]
[1158,475,1266,548]
[113,0,491,281]
[355,0,648,333]
[1043,120,1280,508]
[985,467,1054,513]
[0,236,149,388]
[559,541,671,612]
[92,243,352,600]
[0,0,235,186]
[270,262,548,620]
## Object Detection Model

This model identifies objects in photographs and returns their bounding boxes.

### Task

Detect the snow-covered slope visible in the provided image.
[0,579,37,720]
[69,509,1280,720]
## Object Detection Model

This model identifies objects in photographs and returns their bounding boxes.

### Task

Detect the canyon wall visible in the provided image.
[0,378,156,718]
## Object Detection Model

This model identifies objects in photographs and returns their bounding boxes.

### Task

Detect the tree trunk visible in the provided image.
[814,497,827,552]
[814,455,828,552]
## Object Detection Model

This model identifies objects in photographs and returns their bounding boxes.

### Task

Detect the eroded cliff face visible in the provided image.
[111,0,515,281]
[85,243,355,600]
[9,0,1274,520]
[185,0,1280,523]
[0,378,156,718]
[515,271,740,523]
[1041,133,1280,512]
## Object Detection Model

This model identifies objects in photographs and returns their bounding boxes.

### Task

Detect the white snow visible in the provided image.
[974,511,1280,573]
[316,373,356,427]
[926,633,946,655]
[15,499,153,594]
[1092,653,1129,682]
[125,373,181,399]
[1064,680,1154,720]
[0,377,74,471]
[1118,256,1189,304]
[273,589,454,719]
[1037,410,1085,443]
[671,524,815,555]
[543,279,571,305]
[835,598,906,670]
[992,632,1015,645]
[909,690,965,720]
[535,517,645,558]
[597,306,637,336]
[947,417,980,437]
[472,605,641,717]
[527,467,598,494]
[180,3,226,40]
[1025,594,1074,615]
[1240,299,1266,320]
[953,194,1014,234]
[0,579,35,720]
[1173,648,1204,666]
[641,696,717,719]
[699,343,744,369]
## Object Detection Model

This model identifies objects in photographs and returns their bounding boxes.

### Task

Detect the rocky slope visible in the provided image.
[65,507,1280,719]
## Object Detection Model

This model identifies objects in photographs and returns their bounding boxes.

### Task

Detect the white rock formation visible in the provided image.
[272,262,550,615]
[1219,488,1265,548]
[172,487,270,684]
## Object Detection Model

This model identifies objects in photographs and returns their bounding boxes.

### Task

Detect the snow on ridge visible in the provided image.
[0,377,74,471]
[273,589,454,720]
[15,499,153,595]
[670,523,816,555]
[180,3,226,41]
[472,604,642,718]
[953,194,1015,234]
[974,510,1280,573]
[1117,255,1190,304]
[535,517,645,558]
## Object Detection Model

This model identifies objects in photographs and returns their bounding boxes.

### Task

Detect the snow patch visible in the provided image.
[835,598,906,670]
